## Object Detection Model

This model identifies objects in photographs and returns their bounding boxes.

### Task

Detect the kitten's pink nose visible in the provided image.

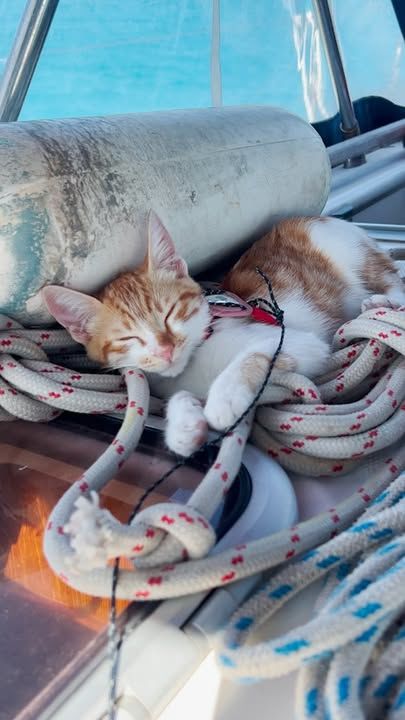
[155,344,174,362]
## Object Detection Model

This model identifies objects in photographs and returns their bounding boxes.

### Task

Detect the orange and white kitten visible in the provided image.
[42,212,405,457]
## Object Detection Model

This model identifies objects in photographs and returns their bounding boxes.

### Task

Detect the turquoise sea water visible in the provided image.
[0,0,404,123]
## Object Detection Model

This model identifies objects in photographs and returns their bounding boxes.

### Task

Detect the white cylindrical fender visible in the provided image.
[0,106,330,325]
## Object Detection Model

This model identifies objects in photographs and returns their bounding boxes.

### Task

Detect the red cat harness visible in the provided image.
[203,287,280,340]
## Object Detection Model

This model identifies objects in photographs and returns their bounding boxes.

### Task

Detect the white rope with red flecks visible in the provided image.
[253,306,405,477]
[3,307,405,719]
[0,313,130,421]
[0,307,403,594]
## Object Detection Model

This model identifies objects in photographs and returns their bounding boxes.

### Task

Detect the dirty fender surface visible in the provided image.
[0,108,330,325]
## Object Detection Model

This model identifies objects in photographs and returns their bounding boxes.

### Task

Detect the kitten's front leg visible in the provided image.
[204,351,294,431]
[204,329,330,431]
[165,390,208,457]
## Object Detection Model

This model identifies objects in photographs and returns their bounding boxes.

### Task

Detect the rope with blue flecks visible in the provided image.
[218,471,405,719]
[2,301,405,718]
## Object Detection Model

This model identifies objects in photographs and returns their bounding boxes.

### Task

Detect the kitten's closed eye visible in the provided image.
[165,304,176,323]
[166,301,201,325]
[118,335,146,345]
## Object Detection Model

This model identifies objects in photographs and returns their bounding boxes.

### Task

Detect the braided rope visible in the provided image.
[220,473,405,719]
[2,307,405,718]
[253,307,405,476]
[0,314,129,421]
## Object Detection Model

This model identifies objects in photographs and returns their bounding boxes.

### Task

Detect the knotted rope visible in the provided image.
[2,306,405,719]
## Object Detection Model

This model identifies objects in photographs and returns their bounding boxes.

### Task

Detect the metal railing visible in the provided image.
[325,144,405,218]
[313,0,365,167]
[210,0,222,107]
[328,119,405,168]
[0,0,60,122]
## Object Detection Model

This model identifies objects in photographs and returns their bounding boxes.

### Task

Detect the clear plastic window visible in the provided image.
[1,3,404,136]
[0,0,26,77]
[19,0,212,121]
[333,0,405,107]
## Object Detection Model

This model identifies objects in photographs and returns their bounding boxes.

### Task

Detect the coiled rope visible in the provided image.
[219,471,405,719]
[2,304,405,719]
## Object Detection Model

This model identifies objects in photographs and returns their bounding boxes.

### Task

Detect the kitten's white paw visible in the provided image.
[361,294,403,312]
[205,378,254,431]
[165,391,208,457]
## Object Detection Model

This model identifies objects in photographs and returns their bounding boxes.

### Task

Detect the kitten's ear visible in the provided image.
[147,210,188,278]
[41,286,102,344]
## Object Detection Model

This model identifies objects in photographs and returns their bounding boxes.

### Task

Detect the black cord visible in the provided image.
[107,269,285,718]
